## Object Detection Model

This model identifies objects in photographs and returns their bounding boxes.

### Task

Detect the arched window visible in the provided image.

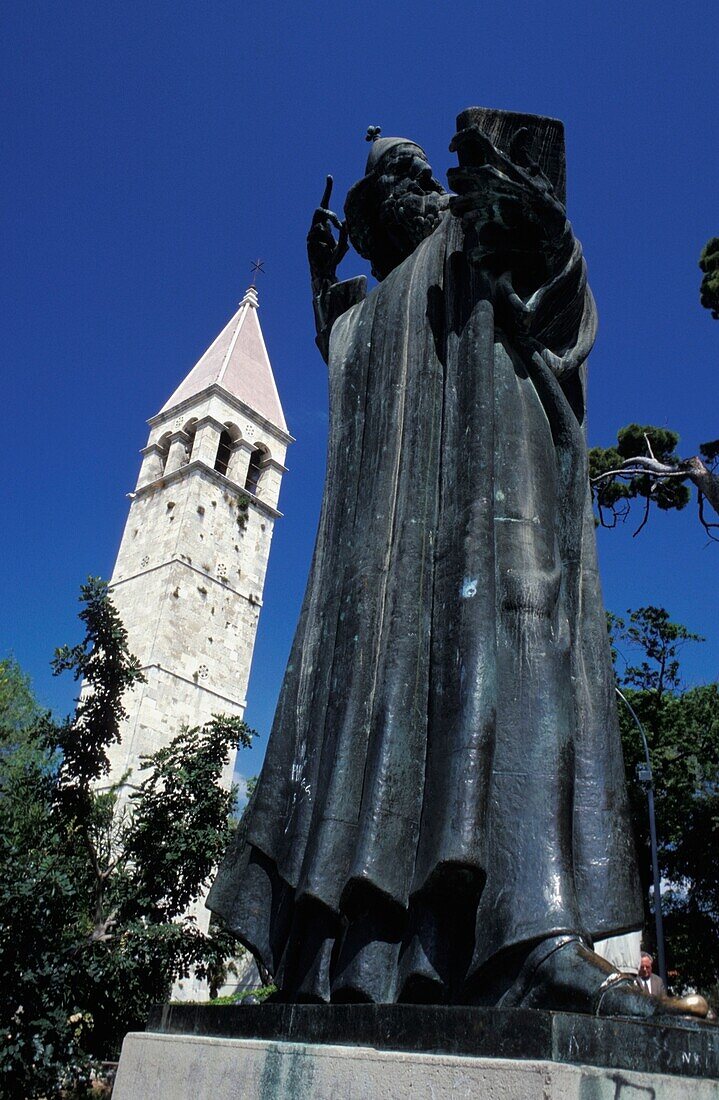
[245,445,268,495]
[214,430,234,476]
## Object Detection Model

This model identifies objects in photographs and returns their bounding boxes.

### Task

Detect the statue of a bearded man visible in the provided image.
[208,108,705,1019]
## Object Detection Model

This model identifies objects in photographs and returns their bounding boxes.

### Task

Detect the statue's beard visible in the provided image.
[345,160,447,282]
[373,182,445,278]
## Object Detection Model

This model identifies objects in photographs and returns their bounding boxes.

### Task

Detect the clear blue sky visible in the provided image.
[3,1,718,781]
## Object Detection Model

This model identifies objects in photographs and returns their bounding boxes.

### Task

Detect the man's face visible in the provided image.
[638,955,653,979]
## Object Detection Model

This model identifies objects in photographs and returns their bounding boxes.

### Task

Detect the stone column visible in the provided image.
[227,440,254,488]
[164,430,191,474]
[191,418,223,467]
[256,458,287,509]
[136,443,167,488]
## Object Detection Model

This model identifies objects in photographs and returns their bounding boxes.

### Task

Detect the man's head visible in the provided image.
[638,953,654,979]
[345,137,446,281]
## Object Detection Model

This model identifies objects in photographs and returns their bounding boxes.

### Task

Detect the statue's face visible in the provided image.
[346,146,446,281]
[378,148,442,197]
[373,149,445,275]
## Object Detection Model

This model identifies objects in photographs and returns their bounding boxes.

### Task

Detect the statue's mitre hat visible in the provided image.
[364,126,427,174]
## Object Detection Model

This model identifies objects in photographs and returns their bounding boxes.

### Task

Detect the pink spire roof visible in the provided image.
[160,286,288,434]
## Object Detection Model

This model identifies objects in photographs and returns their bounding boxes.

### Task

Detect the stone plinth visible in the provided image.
[111,1004,719,1098]
[112,1033,718,1100]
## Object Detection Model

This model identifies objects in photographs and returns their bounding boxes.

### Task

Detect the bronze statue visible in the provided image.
[209,108,706,1019]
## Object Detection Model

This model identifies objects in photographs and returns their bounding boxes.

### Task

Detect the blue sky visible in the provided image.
[3,1,718,781]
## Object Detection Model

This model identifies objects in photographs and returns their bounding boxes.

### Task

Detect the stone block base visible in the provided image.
[112,1032,718,1099]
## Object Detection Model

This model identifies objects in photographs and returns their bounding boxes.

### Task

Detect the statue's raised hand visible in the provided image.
[307,176,349,292]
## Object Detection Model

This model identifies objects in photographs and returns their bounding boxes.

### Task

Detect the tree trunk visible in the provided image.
[685,456,719,518]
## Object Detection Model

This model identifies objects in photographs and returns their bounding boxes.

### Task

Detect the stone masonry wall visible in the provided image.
[106,453,279,789]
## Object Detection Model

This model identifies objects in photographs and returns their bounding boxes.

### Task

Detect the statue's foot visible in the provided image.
[500,935,709,1021]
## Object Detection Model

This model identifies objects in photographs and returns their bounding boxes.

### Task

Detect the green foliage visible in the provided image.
[699,237,719,319]
[588,444,632,513]
[589,424,691,529]
[700,438,719,468]
[614,425,680,463]
[0,655,43,747]
[0,581,254,1097]
[0,736,94,1097]
[612,606,703,704]
[611,607,719,995]
[47,577,145,799]
[209,983,277,1006]
[121,716,252,922]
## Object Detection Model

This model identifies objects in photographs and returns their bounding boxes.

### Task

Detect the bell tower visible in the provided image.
[106,285,291,791]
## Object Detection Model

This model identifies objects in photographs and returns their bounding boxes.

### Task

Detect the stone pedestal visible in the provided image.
[112,1032,719,1099]
[112,1004,719,1098]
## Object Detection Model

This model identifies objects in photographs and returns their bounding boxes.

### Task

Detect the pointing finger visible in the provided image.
[321,175,333,209]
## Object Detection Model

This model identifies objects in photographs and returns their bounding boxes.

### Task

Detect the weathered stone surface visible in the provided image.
[112,1032,719,1100]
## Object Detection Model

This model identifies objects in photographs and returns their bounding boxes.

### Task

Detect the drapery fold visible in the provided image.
[208,211,643,1003]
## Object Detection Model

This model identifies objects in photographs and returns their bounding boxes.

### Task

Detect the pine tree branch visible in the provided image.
[591,456,688,482]
[697,491,719,543]
[632,493,651,538]
[592,453,719,534]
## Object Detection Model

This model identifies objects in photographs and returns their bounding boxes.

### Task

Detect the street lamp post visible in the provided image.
[616,688,667,986]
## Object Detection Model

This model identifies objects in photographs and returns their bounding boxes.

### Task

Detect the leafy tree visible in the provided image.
[612,606,703,708]
[0,655,43,747]
[48,577,144,801]
[611,607,719,1001]
[0,726,92,1096]
[699,237,719,319]
[0,579,254,1097]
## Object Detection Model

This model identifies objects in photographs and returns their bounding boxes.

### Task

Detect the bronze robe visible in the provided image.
[208,209,643,1003]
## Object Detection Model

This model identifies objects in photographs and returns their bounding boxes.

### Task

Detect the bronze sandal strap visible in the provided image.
[593,971,637,1016]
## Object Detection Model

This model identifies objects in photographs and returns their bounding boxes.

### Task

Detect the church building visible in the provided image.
[106,284,291,795]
